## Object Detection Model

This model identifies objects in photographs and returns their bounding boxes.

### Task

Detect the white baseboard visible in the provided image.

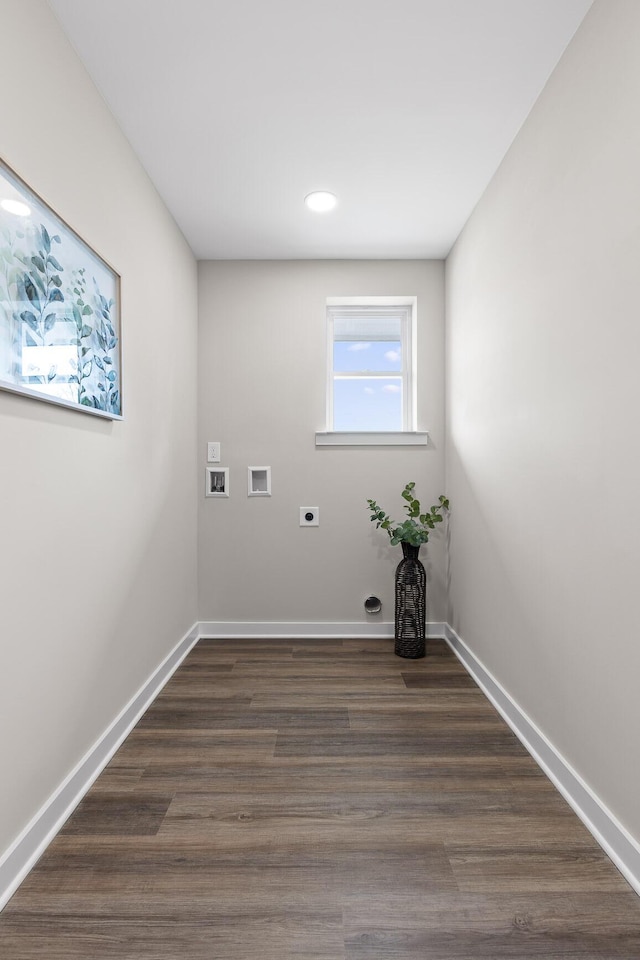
[444,623,640,897]
[0,621,200,912]
[198,620,448,639]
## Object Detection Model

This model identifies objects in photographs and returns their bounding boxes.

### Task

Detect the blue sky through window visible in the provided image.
[333,340,401,373]
[333,377,402,430]
[333,339,403,429]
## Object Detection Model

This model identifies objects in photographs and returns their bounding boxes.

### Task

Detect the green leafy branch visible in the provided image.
[66,267,95,397]
[367,482,450,547]
[91,283,119,413]
[18,224,63,354]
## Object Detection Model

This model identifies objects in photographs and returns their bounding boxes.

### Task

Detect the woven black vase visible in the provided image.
[394,542,426,658]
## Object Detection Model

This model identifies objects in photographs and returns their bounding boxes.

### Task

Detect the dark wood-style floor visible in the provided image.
[2,638,640,958]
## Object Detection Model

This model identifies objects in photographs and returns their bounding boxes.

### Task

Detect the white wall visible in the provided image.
[446,0,640,840]
[0,0,198,857]
[198,260,445,625]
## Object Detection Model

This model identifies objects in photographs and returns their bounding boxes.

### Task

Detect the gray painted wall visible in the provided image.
[446,0,640,840]
[198,260,446,624]
[0,0,198,857]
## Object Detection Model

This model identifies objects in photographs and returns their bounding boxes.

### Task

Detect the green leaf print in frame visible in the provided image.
[0,157,122,419]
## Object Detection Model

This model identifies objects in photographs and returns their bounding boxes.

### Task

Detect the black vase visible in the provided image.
[394,542,426,659]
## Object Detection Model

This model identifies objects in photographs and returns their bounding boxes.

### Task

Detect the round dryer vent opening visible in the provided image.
[364,596,382,615]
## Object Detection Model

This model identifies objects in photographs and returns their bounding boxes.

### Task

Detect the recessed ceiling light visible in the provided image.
[304,191,337,213]
[1,198,31,217]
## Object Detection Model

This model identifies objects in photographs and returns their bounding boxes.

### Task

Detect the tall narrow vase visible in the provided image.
[394,542,426,658]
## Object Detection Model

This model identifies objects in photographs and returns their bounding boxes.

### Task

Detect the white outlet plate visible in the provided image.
[207,442,221,463]
[300,506,319,526]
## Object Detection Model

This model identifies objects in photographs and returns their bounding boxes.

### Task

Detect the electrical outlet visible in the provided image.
[300,507,319,526]
[207,442,221,463]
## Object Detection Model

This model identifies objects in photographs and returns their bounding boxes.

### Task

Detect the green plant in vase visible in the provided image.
[367,483,449,547]
[366,483,449,659]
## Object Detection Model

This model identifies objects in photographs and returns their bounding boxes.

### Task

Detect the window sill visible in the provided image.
[315,431,429,447]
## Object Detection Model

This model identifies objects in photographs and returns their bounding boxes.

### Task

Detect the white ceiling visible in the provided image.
[48,0,592,260]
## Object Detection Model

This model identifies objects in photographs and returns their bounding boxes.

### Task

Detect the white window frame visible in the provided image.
[316,296,427,447]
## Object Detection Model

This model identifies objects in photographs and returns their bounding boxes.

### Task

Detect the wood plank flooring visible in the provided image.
[2,637,640,959]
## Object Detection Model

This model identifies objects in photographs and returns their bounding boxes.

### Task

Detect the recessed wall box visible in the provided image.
[248,466,271,497]
[205,466,229,497]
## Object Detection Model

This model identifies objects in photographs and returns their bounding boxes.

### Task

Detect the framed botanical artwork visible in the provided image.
[0,157,122,419]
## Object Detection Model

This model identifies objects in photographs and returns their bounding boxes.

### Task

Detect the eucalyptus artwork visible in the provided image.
[367,483,449,659]
[0,158,121,418]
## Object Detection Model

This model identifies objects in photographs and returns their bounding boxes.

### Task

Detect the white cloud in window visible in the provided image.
[363,387,375,395]
[347,342,371,351]
[385,350,400,362]
[382,384,401,393]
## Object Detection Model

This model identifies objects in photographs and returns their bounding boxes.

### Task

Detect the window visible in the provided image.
[325,297,417,435]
